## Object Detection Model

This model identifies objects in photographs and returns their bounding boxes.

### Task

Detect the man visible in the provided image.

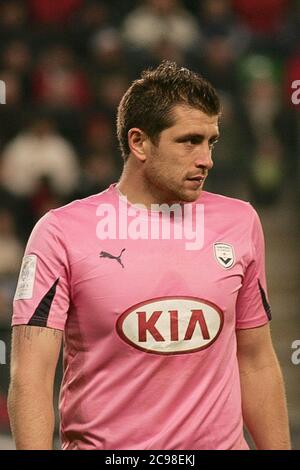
[8,61,291,450]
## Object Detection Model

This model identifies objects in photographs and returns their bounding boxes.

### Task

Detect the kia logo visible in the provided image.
[116,297,224,355]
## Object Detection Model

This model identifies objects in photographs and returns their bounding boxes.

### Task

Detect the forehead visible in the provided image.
[167,104,219,133]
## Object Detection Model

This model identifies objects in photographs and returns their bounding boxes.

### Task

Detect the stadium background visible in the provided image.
[0,0,299,449]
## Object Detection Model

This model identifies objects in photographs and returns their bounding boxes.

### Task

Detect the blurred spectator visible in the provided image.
[26,0,84,25]
[0,113,79,199]
[186,1,248,90]
[204,35,237,93]
[31,44,91,148]
[244,70,281,135]
[232,0,290,53]
[187,33,239,94]
[197,0,250,56]
[0,70,26,148]
[90,27,141,78]
[71,112,120,200]
[0,0,28,36]
[250,136,283,205]
[94,72,130,121]
[0,184,33,243]
[240,55,285,204]
[0,208,23,276]
[0,70,23,106]
[69,1,112,57]
[84,113,115,155]
[0,392,9,431]
[1,39,32,108]
[0,208,23,328]
[1,39,32,77]
[232,0,289,35]
[72,151,118,200]
[32,44,91,109]
[147,37,185,66]
[122,0,201,53]
[206,92,249,197]
[90,26,180,79]
[280,0,300,53]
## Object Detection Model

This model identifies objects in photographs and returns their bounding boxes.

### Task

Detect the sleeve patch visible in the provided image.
[14,255,37,300]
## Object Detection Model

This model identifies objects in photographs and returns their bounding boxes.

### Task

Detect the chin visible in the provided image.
[179,189,202,203]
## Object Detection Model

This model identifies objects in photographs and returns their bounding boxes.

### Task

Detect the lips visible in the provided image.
[187,175,205,182]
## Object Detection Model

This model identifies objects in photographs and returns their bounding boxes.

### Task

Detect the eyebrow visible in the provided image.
[175,133,220,142]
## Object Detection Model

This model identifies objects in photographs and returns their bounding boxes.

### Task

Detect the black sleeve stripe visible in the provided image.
[28,278,59,327]
[258,279,272,321]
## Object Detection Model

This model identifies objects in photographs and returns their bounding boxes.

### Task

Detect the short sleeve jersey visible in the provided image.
[12,184,271,450]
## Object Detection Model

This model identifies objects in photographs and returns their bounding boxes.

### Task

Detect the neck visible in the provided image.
[118,159,178,208]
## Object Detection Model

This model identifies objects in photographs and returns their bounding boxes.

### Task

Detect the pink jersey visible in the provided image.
[12,184,271,450]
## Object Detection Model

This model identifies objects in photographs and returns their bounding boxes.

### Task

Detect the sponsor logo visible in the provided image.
[214,243,235,269]
[100,248,126,268]
[116,297,223,355]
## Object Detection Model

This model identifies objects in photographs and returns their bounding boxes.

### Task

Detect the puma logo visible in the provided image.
[99,248,126,268]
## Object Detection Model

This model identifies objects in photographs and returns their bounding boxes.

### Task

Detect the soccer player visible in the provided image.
[8,62,291,450]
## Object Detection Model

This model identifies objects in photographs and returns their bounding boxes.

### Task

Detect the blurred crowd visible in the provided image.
[0,2,300,427]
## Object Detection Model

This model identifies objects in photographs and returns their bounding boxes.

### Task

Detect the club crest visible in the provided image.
[214,243,235,269]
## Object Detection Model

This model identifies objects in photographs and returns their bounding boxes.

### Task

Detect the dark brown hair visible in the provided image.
[117,61,220,161]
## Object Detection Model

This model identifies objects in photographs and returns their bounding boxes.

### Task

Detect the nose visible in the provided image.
[194,145,214,171]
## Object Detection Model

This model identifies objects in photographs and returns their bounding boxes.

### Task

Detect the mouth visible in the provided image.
[186,175,206,184]
[185,175,206,192]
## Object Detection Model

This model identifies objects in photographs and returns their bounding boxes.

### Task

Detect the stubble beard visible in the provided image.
[144,167,202,205]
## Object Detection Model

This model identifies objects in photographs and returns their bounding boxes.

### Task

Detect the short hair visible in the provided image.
[117,61,220,161]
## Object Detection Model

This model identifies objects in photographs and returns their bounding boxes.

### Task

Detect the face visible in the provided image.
[142,105,219,203]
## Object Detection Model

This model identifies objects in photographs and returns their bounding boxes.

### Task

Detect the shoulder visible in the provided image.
[31,185,116,237]
[199,190,258,221]
[51,185,116,219]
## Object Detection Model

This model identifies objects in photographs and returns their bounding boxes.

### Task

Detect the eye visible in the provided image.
[209,139,219,150]
[185,136,202,145]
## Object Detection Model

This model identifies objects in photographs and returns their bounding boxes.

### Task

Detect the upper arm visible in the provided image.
[12,211,70,331]
[236,207,272,330]
[10,325,62,387]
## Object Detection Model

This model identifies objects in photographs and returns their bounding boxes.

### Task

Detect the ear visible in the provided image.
[128,128,149,162]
